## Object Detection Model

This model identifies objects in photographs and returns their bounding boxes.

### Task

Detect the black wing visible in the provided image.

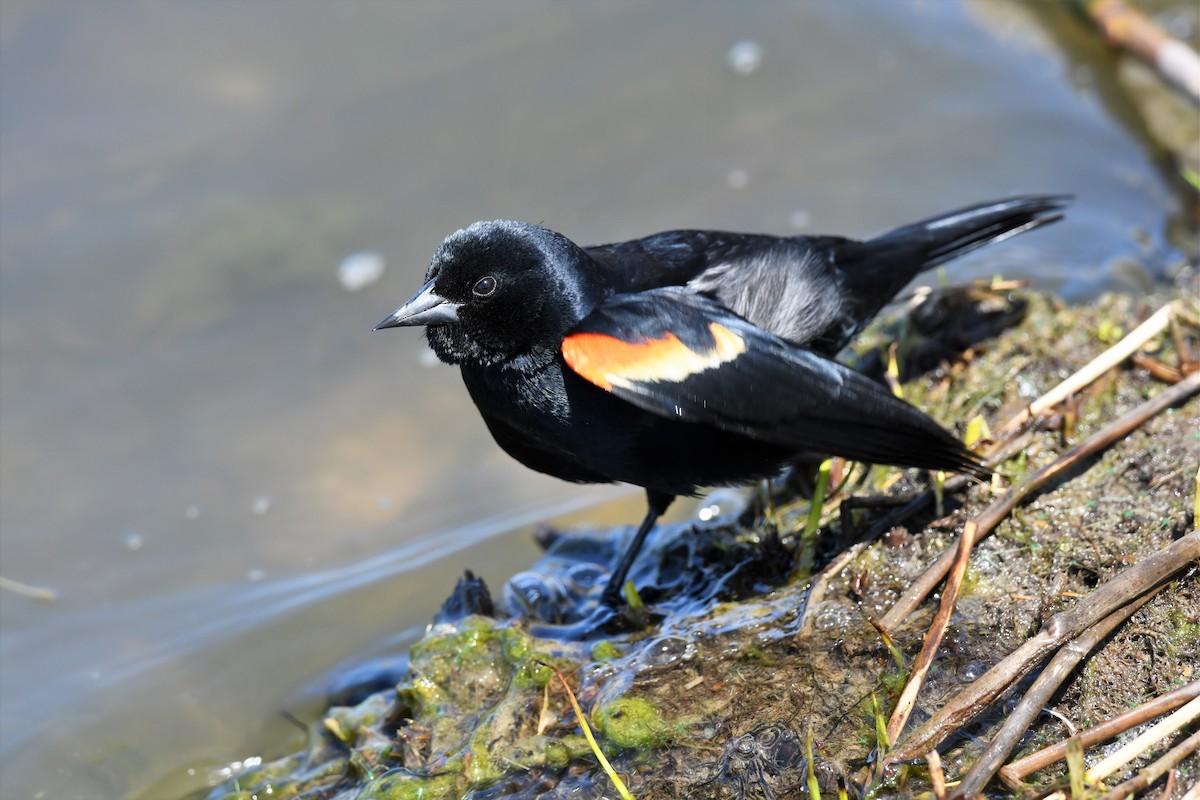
[585,230,851,348]
[583,230,840,291]
[584,196,1067,355]
[561,288,986,476]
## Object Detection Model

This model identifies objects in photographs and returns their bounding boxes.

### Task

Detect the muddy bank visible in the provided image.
[202,278,1198,800]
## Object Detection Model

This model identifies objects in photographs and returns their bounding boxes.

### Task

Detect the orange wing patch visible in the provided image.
[562,322,746,391]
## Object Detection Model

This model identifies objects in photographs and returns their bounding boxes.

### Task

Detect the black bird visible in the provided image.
[376,196,1066,610]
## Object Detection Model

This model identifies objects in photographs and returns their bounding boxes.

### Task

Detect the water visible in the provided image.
[0,1,1183,798]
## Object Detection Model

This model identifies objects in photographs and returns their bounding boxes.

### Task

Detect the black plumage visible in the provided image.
[376,196,1067,610]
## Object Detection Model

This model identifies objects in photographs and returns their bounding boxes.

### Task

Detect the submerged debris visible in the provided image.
[202,279,1199,800]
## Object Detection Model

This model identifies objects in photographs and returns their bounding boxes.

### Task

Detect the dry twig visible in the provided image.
[927,749,948,800]
[951,589,1161,798]
[1080,0,1200,103]
[880,371,1200,632]
[997,302,1176,436]
[885,519,980,745]
[1099,729,1200,800]
[1132,352,1184,384]
[886,530,1200,763]
[1087,695,1200,784]
[1000,680,1200,787]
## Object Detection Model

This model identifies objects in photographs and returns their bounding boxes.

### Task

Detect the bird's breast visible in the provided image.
[459,359,582,459]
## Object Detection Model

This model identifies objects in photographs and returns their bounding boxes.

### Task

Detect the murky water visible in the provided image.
[0,1,1183,798]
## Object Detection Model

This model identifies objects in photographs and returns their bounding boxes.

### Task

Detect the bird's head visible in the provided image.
[375,220,609,367]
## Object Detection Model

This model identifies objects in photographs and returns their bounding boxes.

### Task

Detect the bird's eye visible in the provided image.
[473,276,498,297]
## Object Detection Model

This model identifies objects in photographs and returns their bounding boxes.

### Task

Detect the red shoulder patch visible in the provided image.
[562,323,746,391]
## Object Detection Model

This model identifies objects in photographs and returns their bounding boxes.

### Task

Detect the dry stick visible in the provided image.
[1132,352,1183,384]
[1170,312,1198,372]
[1000,680,1200,787]
[997,302,1176,437]
[885,519,980,745]
[951,590,1161,799]
[1154,770,1177,800]
[886,529,1200,764]
[1081,0,1200,103]
[879,371,1200,633]
[870,305,1187,776]
[868,300,1177,544]
[1099,729,1200,800]
[927,750,948,800]
[881,376,1199,750]
[1087,694,1200,784]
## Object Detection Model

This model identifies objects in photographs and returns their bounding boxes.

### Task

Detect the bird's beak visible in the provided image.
[374,279,461,330]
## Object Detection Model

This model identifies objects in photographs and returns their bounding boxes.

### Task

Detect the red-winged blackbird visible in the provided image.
[376,196,1066,609]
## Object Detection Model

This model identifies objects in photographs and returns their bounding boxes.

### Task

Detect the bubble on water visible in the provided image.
[252,495,272,515]
[123,532,145,552]
[814,604,856,633]
[638,635,696,667]
[727,40,763,75]
[338,251,385,292]
[958,660,987,681]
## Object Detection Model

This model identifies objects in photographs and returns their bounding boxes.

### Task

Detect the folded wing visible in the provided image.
[561,288,986,476]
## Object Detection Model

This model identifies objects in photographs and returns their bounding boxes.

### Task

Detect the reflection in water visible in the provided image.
[0,1,1180,798]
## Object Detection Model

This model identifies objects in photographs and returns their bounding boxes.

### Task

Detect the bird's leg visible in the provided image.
[599,490,674,608]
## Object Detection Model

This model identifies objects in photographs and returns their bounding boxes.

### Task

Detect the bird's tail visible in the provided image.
[829,195,1069,346]
[866,194,1069,273]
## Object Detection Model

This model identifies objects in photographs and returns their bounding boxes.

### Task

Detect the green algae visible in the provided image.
[590,639,621,662]
[593,697,667,750]
[357,768,459,800]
